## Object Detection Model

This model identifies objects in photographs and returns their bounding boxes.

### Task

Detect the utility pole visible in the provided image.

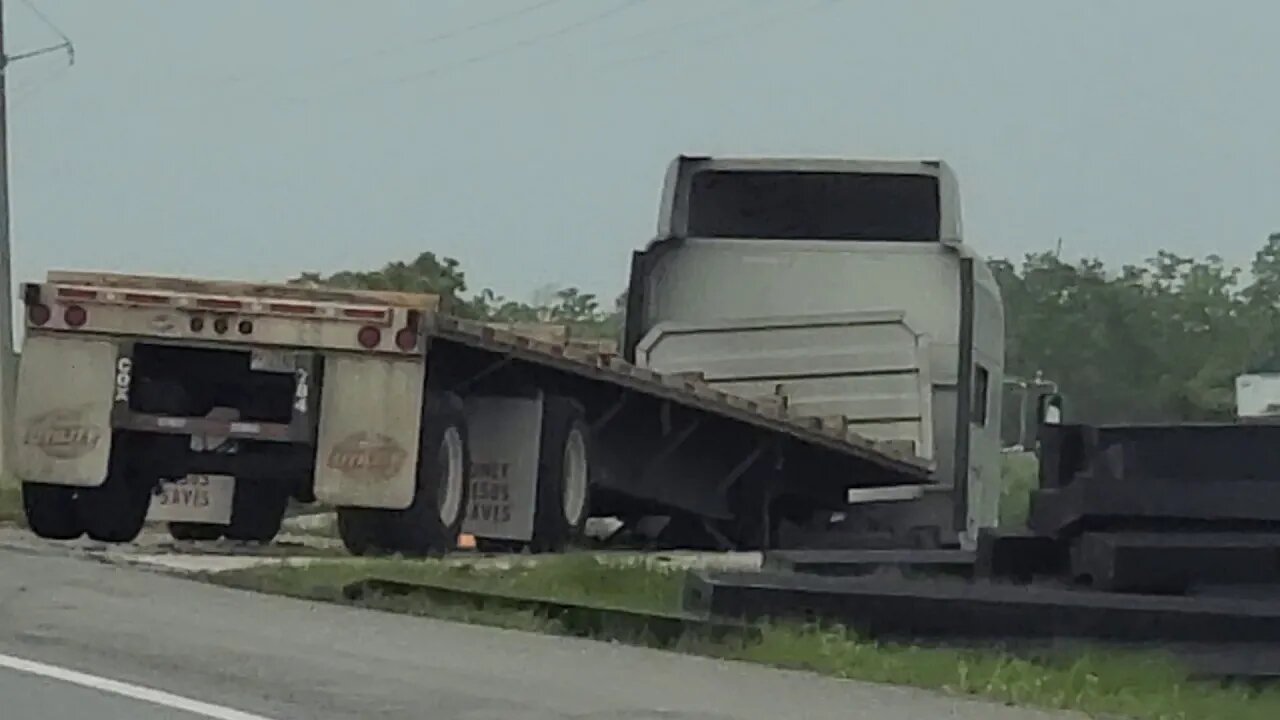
[0,1,73,478]
[0,0,16,478]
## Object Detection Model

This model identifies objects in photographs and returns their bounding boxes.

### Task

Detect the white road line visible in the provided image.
[0,652,277,720]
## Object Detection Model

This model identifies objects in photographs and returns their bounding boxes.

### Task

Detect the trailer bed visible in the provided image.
[37,269,932,481]
[427,314,934,482]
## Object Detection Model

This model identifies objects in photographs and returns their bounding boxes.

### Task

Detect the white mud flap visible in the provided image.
[461,395,542,542]
[147,407,239,525]
[313,353,424,510]
[14,335,118,487]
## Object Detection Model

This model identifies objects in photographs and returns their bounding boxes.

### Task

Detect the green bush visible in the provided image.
[999,451,1039,528]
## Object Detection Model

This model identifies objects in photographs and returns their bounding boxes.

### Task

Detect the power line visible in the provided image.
[7,0,74,66]
[598,0,838,72]
[203,0,570,94]
[282,0,645,105]
[580,0,766,53]
[390,0,643,86]
[17,0,71,47]
[4,0,74,106]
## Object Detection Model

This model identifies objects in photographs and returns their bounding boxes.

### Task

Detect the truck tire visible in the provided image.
[337,392,471,557]
[78,473,151,543]
[528,399,592,553]
[336,507,386,556]
[168,522,223,541]
[21,483,82,540]
[225,478,291,543]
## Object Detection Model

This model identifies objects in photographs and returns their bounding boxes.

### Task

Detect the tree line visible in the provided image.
[296,233,1280,425]
[997,233,1280,423]
[290,253,622,341]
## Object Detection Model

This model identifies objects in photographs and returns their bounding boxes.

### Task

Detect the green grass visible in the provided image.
[1000,451,1040,528]
[0,480,23,526]
[212,554,683,613]
[207,554,1280,720]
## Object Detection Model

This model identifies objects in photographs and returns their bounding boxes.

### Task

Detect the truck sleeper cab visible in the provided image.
[624,156,1005,550]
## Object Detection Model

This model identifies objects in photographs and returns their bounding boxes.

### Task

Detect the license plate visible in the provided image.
[147,474,235,525]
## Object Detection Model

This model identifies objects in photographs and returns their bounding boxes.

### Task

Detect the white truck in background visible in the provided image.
[13,155,1004,555]
[1235,372,1280,422]
[622,156,1005,549]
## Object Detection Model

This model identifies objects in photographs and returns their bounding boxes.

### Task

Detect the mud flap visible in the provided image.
[461,395,543,542]
[313,353,424,509]
[14,335,117,487]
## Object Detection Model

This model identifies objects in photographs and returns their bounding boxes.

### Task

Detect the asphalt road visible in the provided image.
[0,665,212,719]
[0,541,1076,720]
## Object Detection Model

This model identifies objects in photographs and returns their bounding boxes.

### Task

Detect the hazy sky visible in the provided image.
[7,0,1279,303]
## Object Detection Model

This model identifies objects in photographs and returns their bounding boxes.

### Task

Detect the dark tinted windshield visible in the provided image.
[685,170,940,241]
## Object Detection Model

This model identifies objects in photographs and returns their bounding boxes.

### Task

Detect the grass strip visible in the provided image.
[205,554,1280,720]
[0,481,24,527]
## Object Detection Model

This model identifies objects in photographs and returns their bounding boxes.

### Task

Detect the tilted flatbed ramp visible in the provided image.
[37,270,936,484]
[426,314,934,484]
[44,270,440,310]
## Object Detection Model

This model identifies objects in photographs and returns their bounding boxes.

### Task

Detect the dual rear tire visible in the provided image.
[336,392,471,558]
[22,434,153,544]
[338,394,593,558]
[23,433,293,546]
[168,478,293,544]
[22,476,152,544]
[475,398,592,555]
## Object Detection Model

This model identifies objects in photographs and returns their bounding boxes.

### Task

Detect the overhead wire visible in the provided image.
[584,0,768,52]
[283,0,646,104]
[16,0,74,49]
[597,0,841,72]
[202,0,571,95]
[56,0,836,126]
[6,0,75,107]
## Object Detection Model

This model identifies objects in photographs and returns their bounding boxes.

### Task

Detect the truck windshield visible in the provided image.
[686,170,940,242]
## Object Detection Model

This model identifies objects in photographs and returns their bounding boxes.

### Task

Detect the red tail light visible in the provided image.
[27,303,51,326]
[64,305,87,328]
[394,328,418,351]
[357,326,381,349]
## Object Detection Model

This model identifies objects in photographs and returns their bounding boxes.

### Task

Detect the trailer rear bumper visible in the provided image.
[109,411,306,443]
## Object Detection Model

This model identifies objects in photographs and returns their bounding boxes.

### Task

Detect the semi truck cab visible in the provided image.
[623,156,1005,549]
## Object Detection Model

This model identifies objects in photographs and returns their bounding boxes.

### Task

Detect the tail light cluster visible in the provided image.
[360,309,421,352]
[25,302,86,328]
[23,280,422,354]
[189,315,253,336]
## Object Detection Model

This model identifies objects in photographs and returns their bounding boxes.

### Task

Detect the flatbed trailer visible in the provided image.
[13,269,931,555]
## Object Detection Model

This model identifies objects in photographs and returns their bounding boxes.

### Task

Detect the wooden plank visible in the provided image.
[485,322,569,345]
[46,270,440,310]
[874,438,917,457]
